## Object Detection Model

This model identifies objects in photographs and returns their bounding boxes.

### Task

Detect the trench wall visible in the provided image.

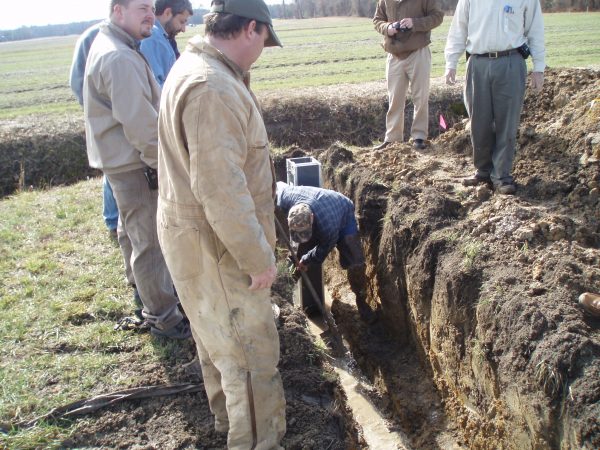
[317,145,598,450]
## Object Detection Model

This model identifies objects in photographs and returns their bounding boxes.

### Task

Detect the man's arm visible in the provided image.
[182,89,275,278]
[524,0,545,92]
[104,52,159,168]
[69,25,100,106]
[411,0,444,32]
[444,0,470,84]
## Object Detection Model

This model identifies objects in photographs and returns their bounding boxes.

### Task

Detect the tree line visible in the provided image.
[1,1,598,43]
[273,0,598,19]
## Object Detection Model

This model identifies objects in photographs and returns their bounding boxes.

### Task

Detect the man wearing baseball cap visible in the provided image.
[277,182,376,324]
[157,0,284,448]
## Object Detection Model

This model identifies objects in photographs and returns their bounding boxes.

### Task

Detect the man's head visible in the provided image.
[288,203,314,244]
[204,0,282,48]
[155,0,193,39]
[110,0,155,40]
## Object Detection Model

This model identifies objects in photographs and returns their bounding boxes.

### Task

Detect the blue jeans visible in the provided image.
[103,175,119,231]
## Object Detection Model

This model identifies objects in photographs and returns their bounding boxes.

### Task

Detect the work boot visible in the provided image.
[496,182,517,195]
[413,138,427,150]
[462,173,491,186]
[579,292,600,318]
[150,317,192,340]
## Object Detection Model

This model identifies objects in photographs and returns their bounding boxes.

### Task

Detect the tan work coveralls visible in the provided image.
[157,37,285,450]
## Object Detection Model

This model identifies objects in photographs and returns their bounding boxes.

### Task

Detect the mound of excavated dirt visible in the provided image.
[297,68,599,449]
[61,289,361,449]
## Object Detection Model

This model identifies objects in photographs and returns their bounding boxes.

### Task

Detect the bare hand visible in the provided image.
[530,72,544,93]
[387,22,398,36]
[399,18,413,29]
[297,261,308,272]
[445,68,456,85]
[249,264,277,291]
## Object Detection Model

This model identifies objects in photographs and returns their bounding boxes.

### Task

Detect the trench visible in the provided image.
[272,71,600,449]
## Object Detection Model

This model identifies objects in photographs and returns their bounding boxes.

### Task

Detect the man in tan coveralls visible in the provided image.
[156,0,285,448]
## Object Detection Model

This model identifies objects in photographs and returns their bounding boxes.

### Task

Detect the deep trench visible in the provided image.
[271,85,598,449]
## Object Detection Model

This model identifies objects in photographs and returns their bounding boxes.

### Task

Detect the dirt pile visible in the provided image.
[58,288,361,449]
[305,68,599,449]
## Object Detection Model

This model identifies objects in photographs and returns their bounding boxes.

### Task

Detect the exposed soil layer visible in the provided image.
[63,288,362,449]
[287,68,599,449]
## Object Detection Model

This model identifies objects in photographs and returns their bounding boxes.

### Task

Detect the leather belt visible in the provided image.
[475,49,518,58]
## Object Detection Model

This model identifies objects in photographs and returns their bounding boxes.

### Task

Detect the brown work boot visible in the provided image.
[579,292,600,318]
[462,173,491,186]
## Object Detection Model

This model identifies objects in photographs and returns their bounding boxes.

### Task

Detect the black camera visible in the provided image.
[518,43,531,59]
[144,167,158,190]
[393,22,409,33]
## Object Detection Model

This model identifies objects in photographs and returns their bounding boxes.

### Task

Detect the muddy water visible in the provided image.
[306,318,413,450]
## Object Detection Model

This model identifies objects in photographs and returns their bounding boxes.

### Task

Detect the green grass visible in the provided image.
[0,13,599,119]
[0,179,184,449]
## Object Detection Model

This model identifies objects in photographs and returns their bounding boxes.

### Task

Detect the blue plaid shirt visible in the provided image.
[276,182,356,265]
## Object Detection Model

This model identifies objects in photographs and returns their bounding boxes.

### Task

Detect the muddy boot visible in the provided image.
[347,265,376,323]
[356,297,376,324]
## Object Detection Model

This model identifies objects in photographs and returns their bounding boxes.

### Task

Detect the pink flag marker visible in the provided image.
[439,114,447,130]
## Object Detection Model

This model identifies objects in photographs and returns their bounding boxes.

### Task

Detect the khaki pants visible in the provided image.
[158,206,286,450]
[106,169,182,331]
[385,46,431,143]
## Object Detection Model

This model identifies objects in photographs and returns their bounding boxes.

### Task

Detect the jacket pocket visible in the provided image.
[158,213,204,282]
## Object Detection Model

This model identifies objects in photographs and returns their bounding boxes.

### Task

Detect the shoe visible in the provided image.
[496,182,516,195]
[462,174,491,187]
[357,301,377,324]
[108,228,118,241]
[413,138,426,150]
[373,141,392,150]
[579,292,600,318]
[151,317,192,340]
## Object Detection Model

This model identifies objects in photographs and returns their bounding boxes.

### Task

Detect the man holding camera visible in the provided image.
[373,0,443,151]
[445,0,545,195]
[83,0,189,339]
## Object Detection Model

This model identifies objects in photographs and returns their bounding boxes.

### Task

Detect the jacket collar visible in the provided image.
[101,20,141,50]
[187,36,250,86]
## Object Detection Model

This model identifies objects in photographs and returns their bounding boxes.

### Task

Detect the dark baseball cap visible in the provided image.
[210,0,282,47]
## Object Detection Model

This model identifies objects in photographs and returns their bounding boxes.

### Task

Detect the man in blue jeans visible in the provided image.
[69,22,119,239]
[140,0,193,87]
[276,182,376,323]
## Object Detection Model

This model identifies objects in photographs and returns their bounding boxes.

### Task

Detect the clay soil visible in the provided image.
[295,67,599,449]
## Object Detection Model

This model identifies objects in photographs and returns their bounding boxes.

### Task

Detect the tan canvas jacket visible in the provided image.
[84,21,161,174]
[374,0,444,58]
[157,38,276,277]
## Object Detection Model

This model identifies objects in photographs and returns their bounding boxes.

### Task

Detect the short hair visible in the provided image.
[109,0,132,16]
[203,12,266,40]
[155,0,193,16]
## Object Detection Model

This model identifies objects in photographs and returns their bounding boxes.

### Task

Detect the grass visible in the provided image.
[0,13,599,120]
[0,178,184,449]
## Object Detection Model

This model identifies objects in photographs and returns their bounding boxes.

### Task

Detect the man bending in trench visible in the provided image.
[276,182,376,323]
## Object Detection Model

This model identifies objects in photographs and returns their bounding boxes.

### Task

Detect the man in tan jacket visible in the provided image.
[157,0,285,448]
[84,0,189,339]
[373,0,443,150]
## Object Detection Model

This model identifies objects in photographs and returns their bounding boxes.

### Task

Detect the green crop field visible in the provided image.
[0,13,599,120]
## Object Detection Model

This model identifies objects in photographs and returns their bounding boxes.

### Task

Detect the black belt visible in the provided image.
[474,49,518,58]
